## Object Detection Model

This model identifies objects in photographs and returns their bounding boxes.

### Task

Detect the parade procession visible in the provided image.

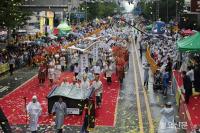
[1,0,200,133]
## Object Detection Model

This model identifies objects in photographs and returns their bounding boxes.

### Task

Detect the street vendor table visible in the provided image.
[47,84,94,115]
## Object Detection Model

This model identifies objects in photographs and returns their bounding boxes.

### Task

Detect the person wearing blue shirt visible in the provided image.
[162,69,169,96]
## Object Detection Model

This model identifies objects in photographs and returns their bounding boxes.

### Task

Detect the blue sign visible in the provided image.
[75,13,85,19]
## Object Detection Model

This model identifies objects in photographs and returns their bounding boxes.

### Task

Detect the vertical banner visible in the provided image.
[80,53,89,72]
[92,43,99,64]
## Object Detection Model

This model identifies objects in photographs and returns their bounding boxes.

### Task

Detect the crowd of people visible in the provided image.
[24,17,132,133]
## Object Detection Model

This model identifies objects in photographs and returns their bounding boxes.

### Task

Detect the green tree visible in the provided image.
[0,0,31,43]
[80,1,121,21]
[139,0,184,22]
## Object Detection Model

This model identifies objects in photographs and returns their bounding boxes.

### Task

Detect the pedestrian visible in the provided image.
[162,69,169,96]
[9,56,15,75]
[48,65,55,85]
[27,96,42,133]
[0,107,12,133]
[104,61,112,85]
[51,97,67,133]
[38,63,46,85]
[81,99,95,133]
[80,75,90,98]
[186,66,194,84]
[135,35,137,43]
[92,75,103,108]
[182,71,192,104]
[139,43,143,60]
[157,102,176,133]
[59,55,66,72]
[92,63,101,75]
[74,63,80,79]
[143,63,149,89]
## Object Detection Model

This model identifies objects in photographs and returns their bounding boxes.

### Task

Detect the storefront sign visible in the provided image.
[67,108,80,114]
[191,0,200,12]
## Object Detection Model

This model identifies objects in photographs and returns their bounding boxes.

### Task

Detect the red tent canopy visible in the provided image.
[181,29,194,36]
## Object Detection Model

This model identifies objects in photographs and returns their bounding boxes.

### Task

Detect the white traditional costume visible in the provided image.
[26,96,42,132]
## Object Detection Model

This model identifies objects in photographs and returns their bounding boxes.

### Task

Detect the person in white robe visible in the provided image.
[92,75,103,108]
[158,102,176,133]
[52,97,67,133]
[80,75,90,99]
[92,63,101,75]
[55,63,61,81]
[27,95,42,133]
[48,66,55,84]
[71,77,79,88]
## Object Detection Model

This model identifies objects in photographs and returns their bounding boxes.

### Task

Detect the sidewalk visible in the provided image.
[0,67,38,98]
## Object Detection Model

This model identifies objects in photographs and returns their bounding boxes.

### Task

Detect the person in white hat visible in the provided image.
[157,102,176,133]
[27,95,42,133]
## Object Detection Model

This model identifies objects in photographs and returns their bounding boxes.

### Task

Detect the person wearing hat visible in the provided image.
[157,102,176,133]
[27,96,42,133]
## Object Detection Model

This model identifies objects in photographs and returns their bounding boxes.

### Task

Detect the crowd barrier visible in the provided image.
[0,63,9,74]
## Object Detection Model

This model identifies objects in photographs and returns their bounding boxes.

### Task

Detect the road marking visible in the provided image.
[0,86,9,93]
[131,41,144,133]
[132,37,155,133]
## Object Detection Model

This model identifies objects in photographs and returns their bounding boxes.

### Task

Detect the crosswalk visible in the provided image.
[0,86,9,93]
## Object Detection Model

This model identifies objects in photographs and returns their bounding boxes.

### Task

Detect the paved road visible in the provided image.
[0,67,38,98]
[0,35,179,132]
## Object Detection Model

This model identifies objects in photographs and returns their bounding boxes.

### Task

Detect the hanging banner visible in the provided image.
[80,53,89,72]
[92,43,99,64]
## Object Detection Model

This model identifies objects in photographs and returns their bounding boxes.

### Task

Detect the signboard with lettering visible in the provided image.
[80,53,89,72]
[191,0,200,12]
[92,43,99,63]
[67,108,80,114]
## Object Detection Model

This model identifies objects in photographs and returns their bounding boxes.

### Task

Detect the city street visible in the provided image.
[0,35,177,133]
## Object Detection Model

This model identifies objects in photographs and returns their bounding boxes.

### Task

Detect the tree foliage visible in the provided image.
[80,2,121,20]
[0,0,31,30]
[139,0,184,22]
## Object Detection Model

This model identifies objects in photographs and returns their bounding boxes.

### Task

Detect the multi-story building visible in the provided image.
[22,0,81,34]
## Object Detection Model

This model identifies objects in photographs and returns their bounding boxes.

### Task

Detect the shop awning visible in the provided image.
[177,32,200,53]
